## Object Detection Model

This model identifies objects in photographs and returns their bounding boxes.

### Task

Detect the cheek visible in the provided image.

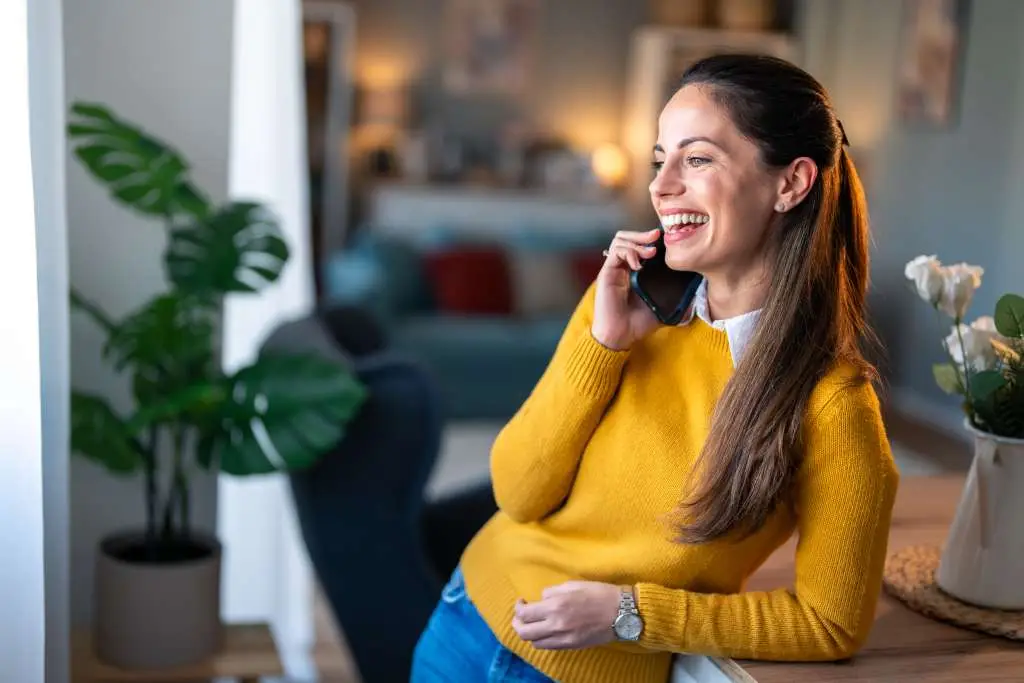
[712,176,773,239]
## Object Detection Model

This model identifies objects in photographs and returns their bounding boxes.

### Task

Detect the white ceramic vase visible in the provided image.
[936,420,1024,610]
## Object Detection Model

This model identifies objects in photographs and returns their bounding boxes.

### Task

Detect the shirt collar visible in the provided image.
[679,278,761,366]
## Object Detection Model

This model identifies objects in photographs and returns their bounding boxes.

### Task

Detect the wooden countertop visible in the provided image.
[735,475,1024,682]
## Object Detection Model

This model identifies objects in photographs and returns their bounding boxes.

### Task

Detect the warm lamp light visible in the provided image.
[358,85,407,128]
[592,143,629,188]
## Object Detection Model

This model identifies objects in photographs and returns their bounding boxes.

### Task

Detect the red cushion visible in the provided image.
[569,251,606,293]
[423,247,514,315]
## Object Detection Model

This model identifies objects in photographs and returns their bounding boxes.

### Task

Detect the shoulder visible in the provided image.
[806,360,881,425]
[801,361,898,485]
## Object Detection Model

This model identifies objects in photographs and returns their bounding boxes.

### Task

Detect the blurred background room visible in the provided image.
[10,0,1024,682]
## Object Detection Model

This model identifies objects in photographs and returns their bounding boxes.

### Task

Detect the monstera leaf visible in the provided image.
[71,392,144,474]
[166,201,289,296]
[104,293,215,371]
[67,102,210,219]
[194,353,367,476]
[103,293,217,404]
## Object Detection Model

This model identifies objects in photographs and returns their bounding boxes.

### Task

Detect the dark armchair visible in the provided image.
[264,306,497,683]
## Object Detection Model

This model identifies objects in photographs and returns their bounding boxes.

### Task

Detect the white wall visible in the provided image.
[28,0,69,678]
[63,0,235,625]
[0,0,46,680]
[219,0,320,676]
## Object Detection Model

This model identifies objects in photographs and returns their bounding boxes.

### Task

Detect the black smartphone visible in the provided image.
[629,228,703,325]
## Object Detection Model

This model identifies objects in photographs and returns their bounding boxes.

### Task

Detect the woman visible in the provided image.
[412,53,899,683]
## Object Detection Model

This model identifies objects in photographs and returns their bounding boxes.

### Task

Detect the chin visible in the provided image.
[664,247,703,273]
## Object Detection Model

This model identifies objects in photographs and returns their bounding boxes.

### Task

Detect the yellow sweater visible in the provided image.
[460,284,900,683]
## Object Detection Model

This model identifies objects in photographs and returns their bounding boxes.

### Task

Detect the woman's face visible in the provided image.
[649,85,783,281]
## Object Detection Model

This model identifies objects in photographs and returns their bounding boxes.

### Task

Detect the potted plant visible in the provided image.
[67,102,367,669]
[904,255,1024,609]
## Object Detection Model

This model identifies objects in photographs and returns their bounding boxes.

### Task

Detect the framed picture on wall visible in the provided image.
[441,0,541,96]
[895,0,970,127]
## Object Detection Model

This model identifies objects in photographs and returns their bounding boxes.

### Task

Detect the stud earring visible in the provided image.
[776,203,786,212]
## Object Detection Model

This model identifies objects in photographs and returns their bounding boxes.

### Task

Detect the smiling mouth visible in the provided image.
[660,212,709,233]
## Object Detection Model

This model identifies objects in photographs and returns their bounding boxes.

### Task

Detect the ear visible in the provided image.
[773,157,818,213]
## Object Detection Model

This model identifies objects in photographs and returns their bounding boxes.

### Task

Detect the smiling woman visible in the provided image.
[411,54,898,683]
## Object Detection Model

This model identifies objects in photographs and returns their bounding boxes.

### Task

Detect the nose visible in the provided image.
[649,163,682,200]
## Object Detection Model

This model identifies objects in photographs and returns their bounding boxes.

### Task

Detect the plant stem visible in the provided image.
[177,426,190,538]
[936,307,968,395]
[144,426,159,555]
[160,423,190,543]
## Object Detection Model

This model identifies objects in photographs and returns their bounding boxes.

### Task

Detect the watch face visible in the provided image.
[614,613,644,641]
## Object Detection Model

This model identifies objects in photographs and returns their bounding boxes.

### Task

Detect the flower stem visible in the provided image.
[936,307,967,394]
[954,316,973,401]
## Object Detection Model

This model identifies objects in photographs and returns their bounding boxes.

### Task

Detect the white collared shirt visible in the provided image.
[679,278,761,366]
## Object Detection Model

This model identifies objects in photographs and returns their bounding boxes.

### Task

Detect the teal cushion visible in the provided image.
[324,231,434,319]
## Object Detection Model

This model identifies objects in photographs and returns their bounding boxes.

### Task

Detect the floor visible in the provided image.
[311,408,973,683]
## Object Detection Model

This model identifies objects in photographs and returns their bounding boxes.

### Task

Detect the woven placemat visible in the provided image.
[883,544,1024,641]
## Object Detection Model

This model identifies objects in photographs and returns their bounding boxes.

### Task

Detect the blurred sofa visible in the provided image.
[321,183,627,421]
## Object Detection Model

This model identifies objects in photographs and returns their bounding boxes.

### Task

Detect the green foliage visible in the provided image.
[166,201,289,295]
[70,393,144,474]
[933,363,962,395]
[972,337,1024,439]
[970,370,1007,402]
[68,103,210,219]
[67,102,367,550]
[194,354,367,476]
[995,294,1024,338]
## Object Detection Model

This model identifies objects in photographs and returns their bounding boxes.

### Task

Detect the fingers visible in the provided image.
[605,240,655,271]
[604,229,660,272]
[514,599,548,623]
[511,614,557,642]
[615,227,661,243]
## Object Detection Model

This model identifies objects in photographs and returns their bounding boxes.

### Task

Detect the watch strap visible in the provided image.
[619,585,638,614]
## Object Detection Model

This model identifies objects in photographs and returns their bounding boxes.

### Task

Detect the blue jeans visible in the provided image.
[411,567,555,682]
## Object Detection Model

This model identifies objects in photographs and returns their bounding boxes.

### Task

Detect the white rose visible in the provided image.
[904,255,944,305]
[944,316,1001,372]
[937,263,984,319]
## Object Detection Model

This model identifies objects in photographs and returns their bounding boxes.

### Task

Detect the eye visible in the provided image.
[686,155,712,168]
[650,160,664,173]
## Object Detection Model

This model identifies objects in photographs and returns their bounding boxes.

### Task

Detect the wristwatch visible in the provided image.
[612,585,644,641]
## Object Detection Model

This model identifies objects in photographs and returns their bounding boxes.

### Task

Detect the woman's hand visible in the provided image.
[591,228,661,350]
[512,581,621,650]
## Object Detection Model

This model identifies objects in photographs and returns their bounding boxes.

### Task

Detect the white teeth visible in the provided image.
[660,213,709,229]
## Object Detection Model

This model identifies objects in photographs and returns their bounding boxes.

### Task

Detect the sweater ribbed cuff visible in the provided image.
[564,332,630,399]
[635,582,688,651]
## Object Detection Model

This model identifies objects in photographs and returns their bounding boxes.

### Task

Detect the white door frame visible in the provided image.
[1,1,51,679]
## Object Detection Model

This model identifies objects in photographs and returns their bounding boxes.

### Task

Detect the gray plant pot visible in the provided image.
[94,530,223,670]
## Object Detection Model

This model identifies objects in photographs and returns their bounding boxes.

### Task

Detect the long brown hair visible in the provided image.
[673,54,877,544]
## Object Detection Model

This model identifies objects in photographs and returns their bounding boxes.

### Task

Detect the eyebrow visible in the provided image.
[652,136,721,153]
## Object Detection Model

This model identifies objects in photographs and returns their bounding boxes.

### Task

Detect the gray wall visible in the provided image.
[64,0,235,625]
[845,0,1024,428]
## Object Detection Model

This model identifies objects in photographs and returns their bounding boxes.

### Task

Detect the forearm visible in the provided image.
[491,329,628,522]
[635,584,868,661]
